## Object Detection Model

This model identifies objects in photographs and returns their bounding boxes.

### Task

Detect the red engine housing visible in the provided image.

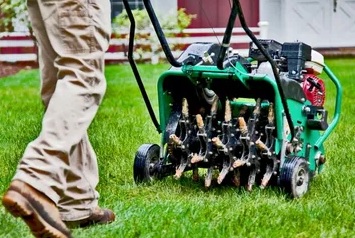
[301,74,326,106]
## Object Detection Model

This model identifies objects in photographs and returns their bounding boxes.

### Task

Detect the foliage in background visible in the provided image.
[112,8,196,62]
[113,9,151,31]
[0,0,30,32]
[163,8,197,32]
[0,0,37,61]
[113,8,196,33]
[0,0,14,32]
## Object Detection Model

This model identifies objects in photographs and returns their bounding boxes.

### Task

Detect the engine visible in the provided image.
[249,40,326,107]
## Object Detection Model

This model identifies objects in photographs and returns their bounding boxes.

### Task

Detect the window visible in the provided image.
[110,0,144,19]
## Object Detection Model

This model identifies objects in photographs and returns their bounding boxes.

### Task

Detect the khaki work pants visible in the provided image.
[13,0,111,221]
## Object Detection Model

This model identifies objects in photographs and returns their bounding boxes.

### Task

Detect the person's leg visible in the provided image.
[59,134,115,227]
[37,24,58,109]
[53,0,113,222]
[2,1,72,237]
[58,133,99,220]
[11,0,112,220]
[35,0,109,221]
[2,180,72,238]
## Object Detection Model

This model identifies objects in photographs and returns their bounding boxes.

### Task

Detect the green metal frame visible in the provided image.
[156,61,342,174]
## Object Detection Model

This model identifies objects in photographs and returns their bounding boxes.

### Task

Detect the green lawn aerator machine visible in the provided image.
[123,0,342,198]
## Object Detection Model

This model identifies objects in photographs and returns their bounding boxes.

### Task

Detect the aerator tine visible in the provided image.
[126,0,342,198]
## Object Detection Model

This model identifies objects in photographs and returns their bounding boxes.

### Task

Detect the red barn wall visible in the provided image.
[178,0,260,28]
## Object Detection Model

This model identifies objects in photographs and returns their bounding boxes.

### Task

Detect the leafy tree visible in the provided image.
[113,8,196,33]
[0,0,30,32]
[0,0,36,62]
[112,8,196,63]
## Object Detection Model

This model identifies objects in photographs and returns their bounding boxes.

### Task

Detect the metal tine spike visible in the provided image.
[253,98,262,116]
[246,98,262,191]
[205,167,213,188]
[256,137,271,156]
[212,137,227,151]
[212,136,231,184]
[196,114,205,133]
[182,98,189,118]
[232,169,241,187]
[169,134,182,146]
[260,165,273,189]
[173,98,191,179]
[261,102,277,188]
[238,117,248,136]
[247,169,257,191]
[268,102,275,125]
[191,114,205,164]
[174,157,189,179]
[174,168,184,179]
[217,166,230,184]
[265,102,275,148]
[193,96,219,165]
[225,99,231,122]
[192,167,199,181]
[233,159,246,168]
[255,137,273,187]
[216,98,234,185]
[211,96,219,115]
[191,153,203,164]
[234,109,249,168]
[237,108,249,177]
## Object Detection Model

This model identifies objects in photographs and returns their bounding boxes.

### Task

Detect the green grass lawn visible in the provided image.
[0,59,354,238]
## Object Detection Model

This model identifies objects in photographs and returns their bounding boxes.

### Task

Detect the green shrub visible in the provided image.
[112,8,196,63]
[0,0,30,32]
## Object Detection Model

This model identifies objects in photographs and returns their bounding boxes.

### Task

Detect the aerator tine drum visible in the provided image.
[123,0,342,198]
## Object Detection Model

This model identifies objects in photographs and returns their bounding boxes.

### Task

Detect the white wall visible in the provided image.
[260,0,355,48]
[260,0,283,42]
[151,0,177,19]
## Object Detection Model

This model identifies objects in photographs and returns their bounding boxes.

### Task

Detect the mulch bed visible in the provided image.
[0,61,39,78]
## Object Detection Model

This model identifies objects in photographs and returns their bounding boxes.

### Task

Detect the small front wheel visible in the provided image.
[133,144,160,184]
[279,156,310,198]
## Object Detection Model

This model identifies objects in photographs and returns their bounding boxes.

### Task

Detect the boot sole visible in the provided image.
[2,190,71,238]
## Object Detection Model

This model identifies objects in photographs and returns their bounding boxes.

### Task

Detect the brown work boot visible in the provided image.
[65,207,115,228]
[2,180,72,238]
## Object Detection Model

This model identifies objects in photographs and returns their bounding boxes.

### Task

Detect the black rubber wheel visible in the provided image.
[279,156,310,198]
[133,144,160,184]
